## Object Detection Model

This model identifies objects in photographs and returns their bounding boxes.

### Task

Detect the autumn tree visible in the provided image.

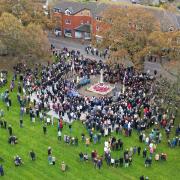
[97,6,160,68]
[0,12,24,55]
[97,6,180,68]
[0,0,52,64]
[24,23,50,60]
[0,12,50,61]
[0,0,55,30]
[148,31,180,61]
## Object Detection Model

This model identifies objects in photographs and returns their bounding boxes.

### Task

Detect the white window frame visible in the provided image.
[65,19,71,24]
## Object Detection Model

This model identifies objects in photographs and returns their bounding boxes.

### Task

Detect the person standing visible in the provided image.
[20,119,23,128]
[9,98,12,107]
[97,159,102,169]
[69,124,72,134]
[143,148,147,158]
[138,146,141,156]
[140,176,144,180]
[43,124,47,135]
[0,164,4,176]
[48,147,52,156]
[18,83,22,94]
[59,119,63,131]
[6,101,10,111]
[3,120,7,129]
[8,125,12,136]
[29,150,36,161]
[61,161,66,172]
[52,156,56,165]
[85,137,90,147]
[58,130,62,141]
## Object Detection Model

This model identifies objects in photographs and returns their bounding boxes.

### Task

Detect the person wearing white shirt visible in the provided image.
[111,158,115,166]
[47,117,51,125]
[58,130,62,141]
[104,141,109,148]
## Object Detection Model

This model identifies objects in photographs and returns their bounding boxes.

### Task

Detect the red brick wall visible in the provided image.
[53,12,92,38]
[53,12,107,39]
[63,14,92,38]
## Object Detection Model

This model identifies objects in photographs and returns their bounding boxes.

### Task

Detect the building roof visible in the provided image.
[54,0,108,17]
[74,24,91,33]
[53,0,180,31]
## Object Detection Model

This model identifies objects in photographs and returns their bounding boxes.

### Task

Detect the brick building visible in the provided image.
[52,1,180,40]
[53,1,107,40]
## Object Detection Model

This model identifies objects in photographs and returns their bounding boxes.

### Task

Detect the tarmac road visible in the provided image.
[48,34,105,60]
[48,34,89,52]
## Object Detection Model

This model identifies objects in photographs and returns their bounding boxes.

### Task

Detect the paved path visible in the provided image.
[30,91,74,123]
[144,61,176,82]
[48,34,106,61]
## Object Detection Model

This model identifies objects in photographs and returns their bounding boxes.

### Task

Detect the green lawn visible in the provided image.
[0,74,180,180]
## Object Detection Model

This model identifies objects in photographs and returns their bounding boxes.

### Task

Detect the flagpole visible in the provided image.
[122,71,126,94]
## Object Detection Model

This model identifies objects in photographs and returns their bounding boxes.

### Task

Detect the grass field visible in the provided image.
[0,74,180,180]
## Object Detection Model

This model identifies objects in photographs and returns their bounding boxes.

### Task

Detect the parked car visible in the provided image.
[54,28,62,37]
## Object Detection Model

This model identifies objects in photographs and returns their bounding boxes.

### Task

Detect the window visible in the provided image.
[96,26,99,31]
[65,19,71,24]
[96,16,102,21]
[54,8,61,13]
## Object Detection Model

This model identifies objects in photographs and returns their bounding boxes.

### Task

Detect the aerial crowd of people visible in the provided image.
[0,45,179,179]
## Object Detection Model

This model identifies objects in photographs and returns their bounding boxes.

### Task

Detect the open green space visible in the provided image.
[0,74,179,180]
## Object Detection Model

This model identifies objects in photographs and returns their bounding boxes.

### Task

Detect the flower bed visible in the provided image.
[88,83,114,95]
[93,83,110,92]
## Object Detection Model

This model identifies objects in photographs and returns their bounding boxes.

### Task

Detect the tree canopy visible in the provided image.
[0,0,55,29]
[97,6,180,68]
[0,0,52,62]
[0,12,49,60]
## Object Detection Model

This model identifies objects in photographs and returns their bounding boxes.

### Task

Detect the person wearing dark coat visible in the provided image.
[0,164,4,176]
[119,157,124,167]
[3,120,7,129]
[138,146,141,156]
[8,125,12,136]
[30,150,36,161]
[43,124,47,135]
[143,148,147,158]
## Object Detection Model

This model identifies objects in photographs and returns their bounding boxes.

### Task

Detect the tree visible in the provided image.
[0,12,24,55]
[0,12,50,61]
[96,6,161,68]
[0,0,53,63]
[148,31,180,61]
[24,23,50,60]
[0,0,55,30]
